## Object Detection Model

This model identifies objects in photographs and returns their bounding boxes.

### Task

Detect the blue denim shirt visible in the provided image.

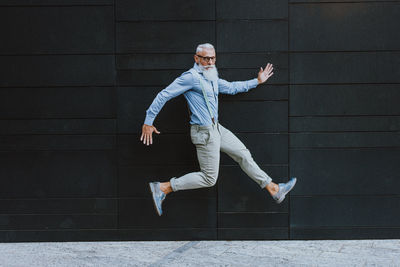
[144,62,259,126]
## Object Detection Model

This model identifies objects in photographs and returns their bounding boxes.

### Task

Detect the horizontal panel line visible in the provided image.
[0,118,116,120]
[221,50,398,54]
[0,227,118,231]
[0,197,117,200]
[291,194,400,197]
[0,85,116,88]
[216,214,288,216]
[122,132,289,135]
[117,82,398,87]
[289,131,400,133]
[290,82,400,85]
[220,99,288,102]
[289,49,400,53]
[118,67,286,71]
[119,164,288,167]
[0,213,117,216]
[218,227,288,229]
[5,49,397,56]
[0,227,216,232]
[116,52,286,55]
[290,114,400,117]
[0,53,115,56]
[117,20,214,23]
[0,117,116,120]
[290,146,400,150]
[117,50,288,54]
[116,18,288,23]
[0,149,116,152]
[116,65,289,70]
[0,4,114,7]
[290,1,400,4]
[0,135,116,137]
[221,99,289,102]
[290,226,400,230]
[0,134,117,136]
[119,197,216,200]
[121,164,288,167]
[0,152,116,155]
[117,85,285,88]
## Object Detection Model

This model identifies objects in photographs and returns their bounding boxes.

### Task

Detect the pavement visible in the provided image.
[0,239,399,266]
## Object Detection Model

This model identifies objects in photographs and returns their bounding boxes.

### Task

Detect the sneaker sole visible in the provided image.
[276,194,286,204]
[149,182,162,216]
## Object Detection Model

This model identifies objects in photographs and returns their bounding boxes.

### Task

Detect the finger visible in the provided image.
[150,135,153,145]
[140,133,144,141]
[143,134,147,145]
[266,65,274,74]
[266,63,273,72]
[146,134,149,146]
[259,67,263,73]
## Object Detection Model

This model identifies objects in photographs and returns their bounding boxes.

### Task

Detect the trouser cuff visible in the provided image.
[169,177,179,192]
[260,178,272,189]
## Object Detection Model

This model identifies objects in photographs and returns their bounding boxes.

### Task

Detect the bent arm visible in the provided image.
[144,72,193,125]
[218,77,259,95]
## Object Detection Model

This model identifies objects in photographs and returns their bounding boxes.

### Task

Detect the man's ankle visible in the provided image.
[265,182,279,196]
[160,182,172,195]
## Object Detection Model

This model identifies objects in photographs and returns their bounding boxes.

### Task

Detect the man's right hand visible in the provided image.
[140,124,161,146]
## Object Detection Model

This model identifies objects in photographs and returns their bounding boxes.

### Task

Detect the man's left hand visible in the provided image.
[257,63,274,84]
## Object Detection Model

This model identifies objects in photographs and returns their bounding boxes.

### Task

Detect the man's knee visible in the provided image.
[202,171,218,187]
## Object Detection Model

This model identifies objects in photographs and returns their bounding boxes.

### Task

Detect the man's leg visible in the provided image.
[218,123,280,195]
[163,124,221,193]
[150,124,222,215]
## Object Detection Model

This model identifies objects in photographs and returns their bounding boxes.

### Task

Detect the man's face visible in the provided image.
[194,48,216,69]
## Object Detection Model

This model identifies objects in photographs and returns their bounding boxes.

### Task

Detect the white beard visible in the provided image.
[198,64,219,82]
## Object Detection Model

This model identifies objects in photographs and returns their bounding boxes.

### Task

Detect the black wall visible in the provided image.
[0,0,399,242]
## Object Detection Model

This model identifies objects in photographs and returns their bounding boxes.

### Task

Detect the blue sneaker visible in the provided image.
[272,177,297,204]
[149,182,166,216]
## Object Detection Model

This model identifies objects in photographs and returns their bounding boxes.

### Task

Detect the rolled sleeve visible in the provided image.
[218,78,259,95]
[144,72,193,126]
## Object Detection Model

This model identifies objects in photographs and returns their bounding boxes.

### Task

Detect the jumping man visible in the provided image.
[140,43,297,216]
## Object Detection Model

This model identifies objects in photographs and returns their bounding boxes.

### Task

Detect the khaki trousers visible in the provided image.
[169,122,273,192]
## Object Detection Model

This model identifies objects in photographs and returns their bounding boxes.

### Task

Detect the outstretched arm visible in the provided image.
[218,63,274,95]
[140,72,193,146]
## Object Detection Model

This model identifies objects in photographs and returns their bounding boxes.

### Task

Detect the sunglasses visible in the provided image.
[195,54,216,62]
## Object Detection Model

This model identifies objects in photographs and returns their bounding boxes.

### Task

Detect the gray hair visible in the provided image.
[196,43,215,53]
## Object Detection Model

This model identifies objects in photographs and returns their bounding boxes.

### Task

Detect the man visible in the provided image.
[141,43,297,216]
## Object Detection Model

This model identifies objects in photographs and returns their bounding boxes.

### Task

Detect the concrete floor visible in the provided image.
[0,239,399,266]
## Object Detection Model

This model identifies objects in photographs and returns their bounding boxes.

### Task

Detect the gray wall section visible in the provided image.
[0,0,398,242]
[0,1,118,242]
[289,0,400,239]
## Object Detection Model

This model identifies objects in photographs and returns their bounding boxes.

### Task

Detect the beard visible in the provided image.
[198,63,219,82]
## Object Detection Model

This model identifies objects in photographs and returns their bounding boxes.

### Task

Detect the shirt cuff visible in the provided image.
[144,116,154,126]
[248,78,259,90]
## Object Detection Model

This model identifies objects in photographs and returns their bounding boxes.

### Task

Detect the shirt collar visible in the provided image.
[193,62,203,73]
